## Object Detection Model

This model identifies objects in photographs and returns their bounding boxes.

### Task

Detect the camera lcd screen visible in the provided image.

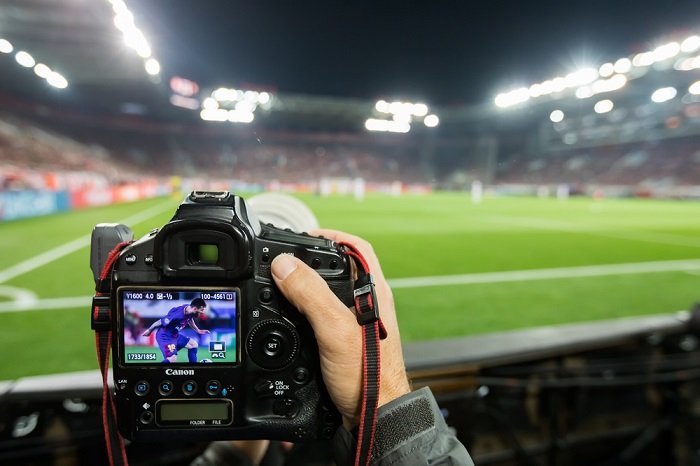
[119,288,237,365]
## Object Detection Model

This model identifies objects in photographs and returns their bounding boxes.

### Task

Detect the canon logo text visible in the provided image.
[165,369,195,376]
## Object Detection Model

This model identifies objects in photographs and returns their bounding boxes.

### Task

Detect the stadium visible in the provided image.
[2,0,700,464]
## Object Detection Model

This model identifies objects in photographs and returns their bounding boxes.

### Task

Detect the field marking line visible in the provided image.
[0,200,175,284]
[387,258,700,289]
[484,214,700,249]
[2,258,700,312]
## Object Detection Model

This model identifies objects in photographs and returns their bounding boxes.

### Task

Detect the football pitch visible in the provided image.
[1,192,700,380]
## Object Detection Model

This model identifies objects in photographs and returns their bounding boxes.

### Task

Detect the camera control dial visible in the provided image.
[247,319,300,370]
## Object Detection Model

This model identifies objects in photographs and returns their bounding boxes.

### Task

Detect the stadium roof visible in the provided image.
[2,0,700,136]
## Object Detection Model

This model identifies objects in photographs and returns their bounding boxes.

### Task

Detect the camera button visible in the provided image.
[293,367,310,385]
[124,254,137,265]
[329,259,338,269]
[144,254,154,265]
[311,258,322,269]
[206,380,221,396]
[262,335,284,357]
[134,381,150,396]
[273,399,299,418]
[258,288,273,303]
[182,380,198,396]
[158,380,174,396]
[140,411,154,425]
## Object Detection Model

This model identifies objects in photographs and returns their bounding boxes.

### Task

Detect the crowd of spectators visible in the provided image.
[2,110,700,194]
[496,136,700,188]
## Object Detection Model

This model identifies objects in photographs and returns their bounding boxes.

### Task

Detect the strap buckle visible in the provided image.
[353,274,379,326]
[91,295,112,331]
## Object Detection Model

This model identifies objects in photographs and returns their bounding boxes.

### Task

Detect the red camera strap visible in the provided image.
[340,242,388,466]
[93,242,132,466]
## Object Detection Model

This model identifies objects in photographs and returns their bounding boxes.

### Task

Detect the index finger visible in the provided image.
[311,228,386,281]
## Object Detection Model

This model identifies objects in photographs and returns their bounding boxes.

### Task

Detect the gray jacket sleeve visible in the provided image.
[332,387,474,466]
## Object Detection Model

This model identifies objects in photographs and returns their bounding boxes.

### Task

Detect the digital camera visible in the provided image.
[90,191,351,442]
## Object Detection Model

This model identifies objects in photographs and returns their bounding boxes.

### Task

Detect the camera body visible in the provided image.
[90,192,349,442]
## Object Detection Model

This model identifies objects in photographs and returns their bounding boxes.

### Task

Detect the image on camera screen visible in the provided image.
[120,288,237,365]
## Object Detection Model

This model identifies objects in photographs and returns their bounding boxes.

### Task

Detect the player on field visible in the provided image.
[142,298,210,363]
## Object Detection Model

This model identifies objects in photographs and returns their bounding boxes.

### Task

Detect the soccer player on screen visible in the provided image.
[142,298,210,363]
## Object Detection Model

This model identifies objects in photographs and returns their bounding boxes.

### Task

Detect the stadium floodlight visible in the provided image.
[599,62,614,77]
[575,86,593,99]
[235,100,256,113]
[365,118,410,133]
[652,42,680,62]
[46,71,68,89]
[200,108,228,121]
[550,109,565,122]
[564,68,597,88]
[689,81,700,95]
[681,35,700,53]
[614,57,632,74]
[594,99,614,114]
[424,114,439,127]
[393,112,412,124]
[591,74,627,95]
[539,80,555,95]
[15,51,35,68]
[0,38,12,54]
[33,63,51,78]
[375,100,389,113]
[145,58,160,75]
[228,109,254,123]
[258,92,271,105]
[412,103,429,117]
[494,87,530,108]
[528,83,544,98]
[202,97,219,110]
[632,51,654,67]
[651,87,677,103]
[551,77,567,92]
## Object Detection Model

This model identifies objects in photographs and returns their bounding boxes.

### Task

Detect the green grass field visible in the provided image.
[1,192,700,380]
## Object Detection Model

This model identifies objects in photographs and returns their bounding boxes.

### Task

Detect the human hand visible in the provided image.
[142,329,151,337]
[271,229,411,429]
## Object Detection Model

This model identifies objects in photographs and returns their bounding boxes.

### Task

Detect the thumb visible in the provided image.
[270,254,356,344]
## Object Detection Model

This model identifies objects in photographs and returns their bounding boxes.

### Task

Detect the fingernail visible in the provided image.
[271,254,297,281]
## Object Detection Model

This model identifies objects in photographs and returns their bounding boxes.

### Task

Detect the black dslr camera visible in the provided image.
[90,191,350,442]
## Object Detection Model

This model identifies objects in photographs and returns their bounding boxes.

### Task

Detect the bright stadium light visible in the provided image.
[651,87,677,103]
[0,38,13,54]
[681,35,700,53]
[591,74,627,94]
[632,51,654,67]
[235,100,256,113]
[202,97,219,110]
[258,91,271,105]
[614,57,632,73]
[575,86,593,99]
[564,68,597,87]
[549,109,565,122]
[594,99,614,114]
[598,62,614,77]
[652,42,680,62]
[375,100,389,113]
[412,103,428,117]
[689,81,700,95]
[228,109,254,123]
[424,114,439,127]
[145,58,160,75]
[33,63,51,78]
[46,71,68,89]
[365,118,410,133]
[200,108,228,121]
[15,51,35,68]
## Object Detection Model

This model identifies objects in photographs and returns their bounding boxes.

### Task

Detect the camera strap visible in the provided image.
[92,241,133,466]
[340,242,388,466]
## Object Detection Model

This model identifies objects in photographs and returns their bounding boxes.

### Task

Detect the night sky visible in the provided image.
[130,0,700,105]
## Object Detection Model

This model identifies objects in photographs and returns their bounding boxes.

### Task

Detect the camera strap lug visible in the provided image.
[91,296,112,332]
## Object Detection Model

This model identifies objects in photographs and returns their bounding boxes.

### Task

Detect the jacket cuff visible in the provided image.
[332,386,454,466]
